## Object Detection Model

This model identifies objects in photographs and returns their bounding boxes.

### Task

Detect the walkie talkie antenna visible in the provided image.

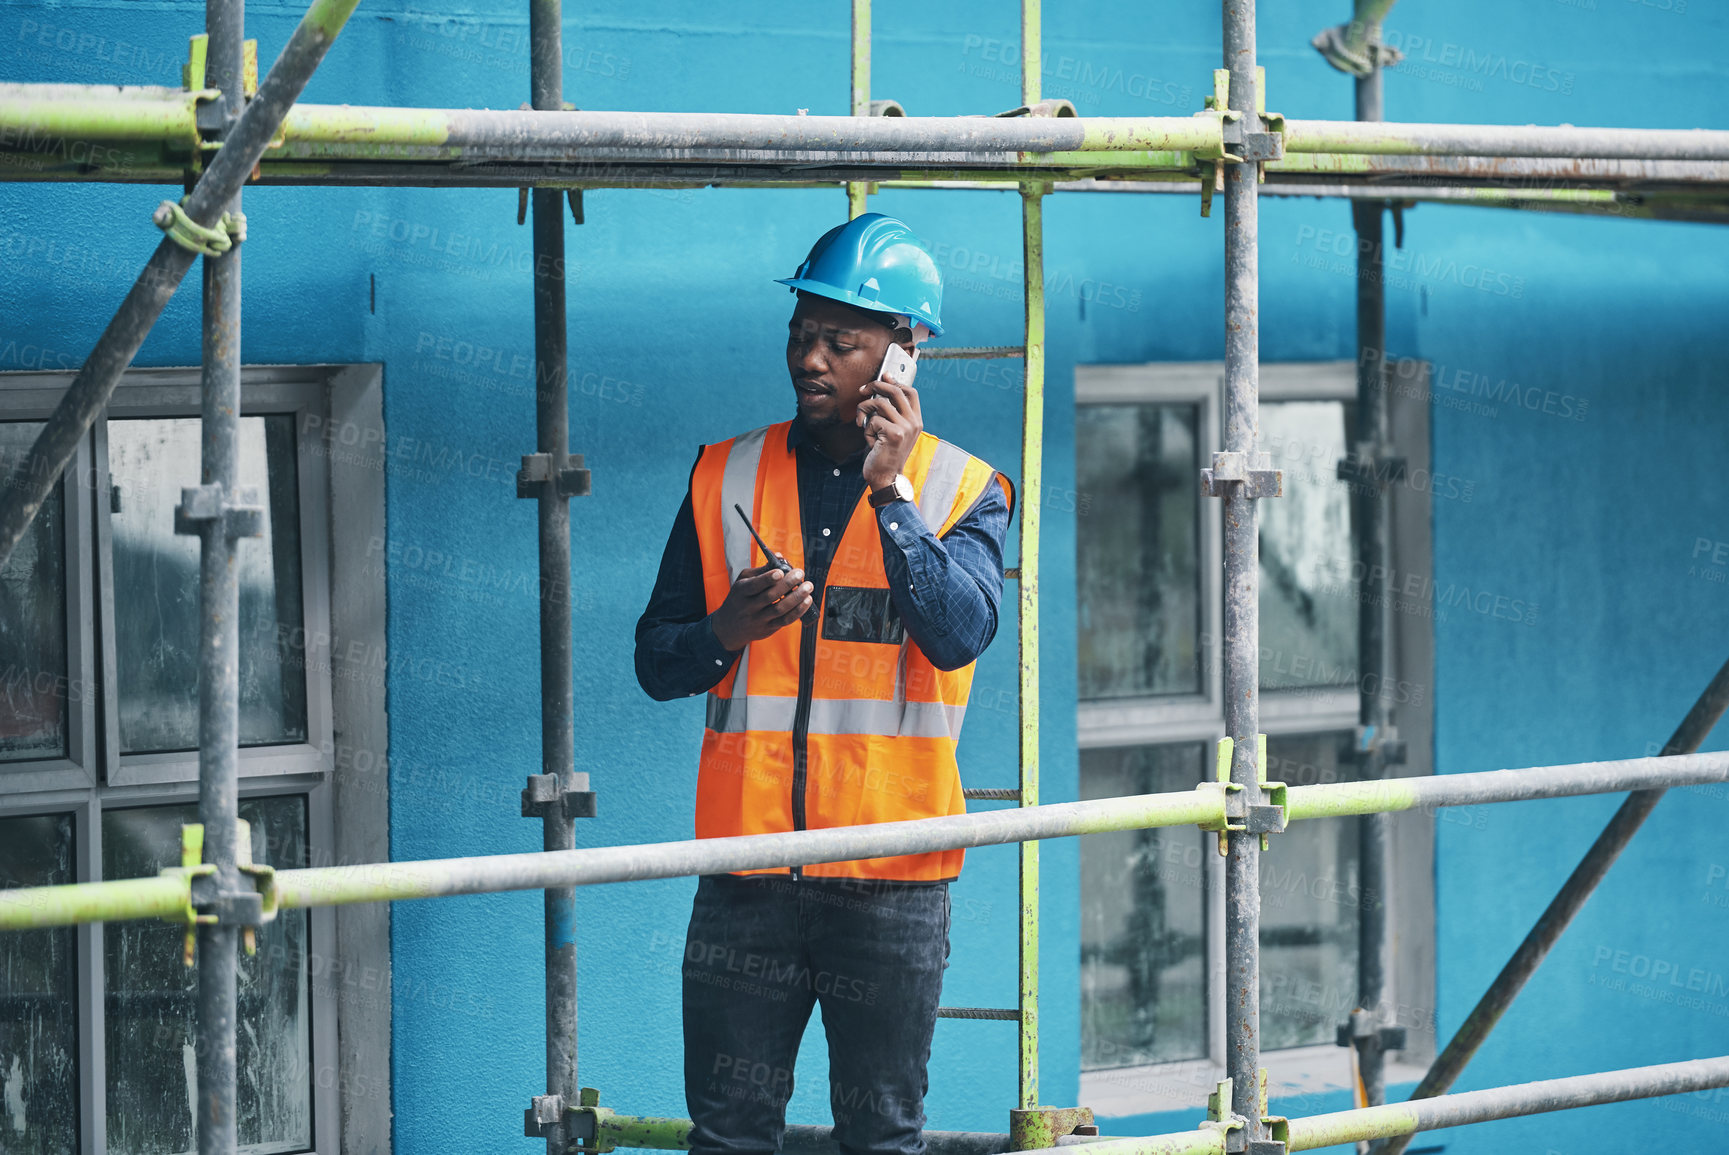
[734,504,793,574]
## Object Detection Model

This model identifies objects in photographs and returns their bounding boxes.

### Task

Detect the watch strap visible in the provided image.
[869,475,912,509]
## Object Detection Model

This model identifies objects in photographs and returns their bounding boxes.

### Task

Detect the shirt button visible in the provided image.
[832,468,841,476]
[714,659,723,666]
[889,521,899,531]
[822,527,831,537]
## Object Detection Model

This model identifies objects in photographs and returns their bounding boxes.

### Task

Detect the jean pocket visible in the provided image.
[942,888,952,968]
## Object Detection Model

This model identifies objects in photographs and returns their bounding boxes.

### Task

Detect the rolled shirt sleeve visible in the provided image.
[874,475,1011,672]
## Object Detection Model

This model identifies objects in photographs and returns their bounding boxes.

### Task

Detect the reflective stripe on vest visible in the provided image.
[715,424,770,705]
[706,695,966,740]
[917,439,973,533]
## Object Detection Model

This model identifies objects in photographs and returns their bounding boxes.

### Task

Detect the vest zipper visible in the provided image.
[789,593,819,880]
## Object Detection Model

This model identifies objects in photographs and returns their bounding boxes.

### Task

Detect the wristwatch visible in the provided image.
[868,474,915,509]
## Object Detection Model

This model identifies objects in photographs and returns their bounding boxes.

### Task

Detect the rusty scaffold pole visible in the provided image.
[189,0,251,1151]
[518,0,596,1149]
[1211,1,1280,1144]
[1334,0,1405,1120]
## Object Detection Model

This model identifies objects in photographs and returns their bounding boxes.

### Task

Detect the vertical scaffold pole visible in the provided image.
[530,0,579,1150]
[1017,0,1044,1114]
[1350,1,1396,1120]
[847,0,870,220]
[1221,0,1266,1140]
[193,0,246,1151]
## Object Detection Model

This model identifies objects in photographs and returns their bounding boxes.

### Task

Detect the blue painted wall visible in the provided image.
[4,1,1728,1152]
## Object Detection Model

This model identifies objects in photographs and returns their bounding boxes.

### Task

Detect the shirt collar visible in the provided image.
[788,415,867,466]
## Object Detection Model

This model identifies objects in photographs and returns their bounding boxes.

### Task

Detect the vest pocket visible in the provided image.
[821,586,906,646]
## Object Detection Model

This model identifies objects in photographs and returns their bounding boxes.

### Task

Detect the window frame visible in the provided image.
[1073,360,1435,1116]
[0,364,384,1155]
[95,372,336,787]
[0,390,99,795]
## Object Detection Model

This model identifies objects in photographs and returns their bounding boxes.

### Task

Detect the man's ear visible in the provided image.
[889,326,916,351]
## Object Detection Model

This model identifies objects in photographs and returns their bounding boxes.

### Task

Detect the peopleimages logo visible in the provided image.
[1380,30,1575,95]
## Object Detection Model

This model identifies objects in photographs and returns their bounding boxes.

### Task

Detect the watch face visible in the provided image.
[894,475,914,502]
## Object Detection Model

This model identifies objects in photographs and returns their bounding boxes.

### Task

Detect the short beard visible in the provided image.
[794,405,847,433]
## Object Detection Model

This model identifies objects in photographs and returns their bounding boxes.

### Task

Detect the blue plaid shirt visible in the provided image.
[634,419,1011,701]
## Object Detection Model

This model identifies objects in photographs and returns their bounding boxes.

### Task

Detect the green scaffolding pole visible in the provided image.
[847,0,870,219]
[1016,0,1045,1117]
[1017,180,1045,1115]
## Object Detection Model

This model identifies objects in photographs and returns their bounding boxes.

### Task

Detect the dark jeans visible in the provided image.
[682,873,951,1155]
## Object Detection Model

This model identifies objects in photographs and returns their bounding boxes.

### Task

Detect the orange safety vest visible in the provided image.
[689,420,1013,881]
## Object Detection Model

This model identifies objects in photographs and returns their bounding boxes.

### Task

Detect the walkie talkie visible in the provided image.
[733,504,794,575]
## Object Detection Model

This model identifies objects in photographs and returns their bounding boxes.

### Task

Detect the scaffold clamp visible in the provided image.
[524,1093,566,1141]
[164,820,279,965]
[1351,723,1409,768]
[1201,1078,1247,1152]
[559,1087,621,1151]
[1008,1105,1096,1150]
[153,196,247,258]
[522,772,598,820]
[1201,451,1281,499]
[1256,1069,1290,1155]
[517,453,593,500]
[1336,443,1407,492]
[1336,1007,1408,1052]
[174,483,266,539]
[994,99,1078,120]
[1192,69,1241,217]
[1199,736,1288,855]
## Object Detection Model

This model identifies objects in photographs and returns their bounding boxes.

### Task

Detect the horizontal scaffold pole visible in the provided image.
[273,107,1219,154]
[7,85,1729,171]
[1281,118,1729,161]
[0,0,364,570]
[1008,1055,1729,1155]
[1282,750,1729,820]
[583,1115,1106,1155]
[3,752,1728,932]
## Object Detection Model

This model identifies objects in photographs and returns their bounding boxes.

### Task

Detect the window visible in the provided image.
[0,365,386,1155]
[1074,362,1435,1113]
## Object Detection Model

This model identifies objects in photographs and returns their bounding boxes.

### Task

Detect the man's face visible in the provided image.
[786,295,903,430]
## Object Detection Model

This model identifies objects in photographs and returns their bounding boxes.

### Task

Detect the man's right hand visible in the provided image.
[709,564,814,652]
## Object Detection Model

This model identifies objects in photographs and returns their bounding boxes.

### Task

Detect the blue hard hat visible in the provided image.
[776,213,945,337]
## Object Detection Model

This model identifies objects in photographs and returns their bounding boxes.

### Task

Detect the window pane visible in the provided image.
[1259,401,1356,690]
[0,813,78,1155]
[109,417,307,754]
[0,422,70,764]
[1080,742,1208,1068]
[1077,404,1201,700]
[103,797,311,1155]
[1259,733,1359,1050]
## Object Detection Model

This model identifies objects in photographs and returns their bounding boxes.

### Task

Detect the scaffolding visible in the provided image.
[2,1,1729,1154]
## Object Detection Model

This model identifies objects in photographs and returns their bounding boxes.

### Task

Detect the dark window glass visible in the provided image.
[1259,401,1357,691]
[0,422,70,765]
[1077,404,1201,700]
[103,797,311,1154]
[1080,742,1208,1068]
[0,813,78,1154]
[1259,732,1360,1049]
[109,417,307,754]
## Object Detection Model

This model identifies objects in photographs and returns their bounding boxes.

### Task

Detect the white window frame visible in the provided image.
[1074,360,1435,1116]
[0,363,389,1155]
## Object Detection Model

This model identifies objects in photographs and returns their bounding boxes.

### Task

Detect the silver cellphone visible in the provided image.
[873,342,918,390]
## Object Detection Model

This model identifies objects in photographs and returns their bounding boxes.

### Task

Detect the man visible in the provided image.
[635,213,1013,1155]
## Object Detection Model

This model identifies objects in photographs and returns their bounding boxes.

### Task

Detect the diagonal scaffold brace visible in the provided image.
[0,0,366,570]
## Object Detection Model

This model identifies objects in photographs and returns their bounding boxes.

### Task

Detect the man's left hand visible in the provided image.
[859,377,922,491]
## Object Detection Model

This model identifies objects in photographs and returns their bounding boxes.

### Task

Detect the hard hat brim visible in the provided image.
[777,276,946,338]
